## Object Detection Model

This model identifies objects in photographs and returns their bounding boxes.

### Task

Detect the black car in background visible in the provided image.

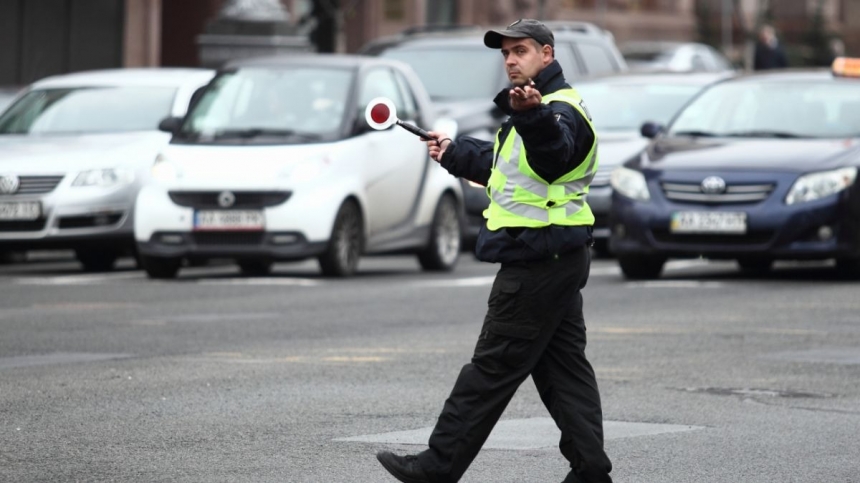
[574,71,733,255]
[362,22,628,246]
[610,66,860,279]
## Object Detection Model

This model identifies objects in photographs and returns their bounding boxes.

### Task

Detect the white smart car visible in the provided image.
[0,68,215,270]
[134,55,463,278]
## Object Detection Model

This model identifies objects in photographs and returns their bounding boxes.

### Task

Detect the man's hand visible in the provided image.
[509,80,541,111]
[423,131,453,162]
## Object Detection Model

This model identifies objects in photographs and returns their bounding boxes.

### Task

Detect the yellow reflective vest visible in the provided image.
[484,88,598,230]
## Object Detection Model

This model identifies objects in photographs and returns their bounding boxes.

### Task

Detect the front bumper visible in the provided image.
[0,181,136,250]
[137,231,327,260]
[609,190,860,261]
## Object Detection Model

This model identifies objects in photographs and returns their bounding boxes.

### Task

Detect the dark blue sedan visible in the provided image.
[609,66,860,279]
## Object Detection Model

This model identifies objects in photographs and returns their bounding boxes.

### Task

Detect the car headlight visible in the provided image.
[785,167,857,205]
[151,154,181,183]
[72,168,135,187]
[610,166,650,201]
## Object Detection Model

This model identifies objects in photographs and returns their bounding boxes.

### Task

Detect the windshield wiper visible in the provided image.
[671,130,720,137]
[723,130,803,139]
[212,128,321,141]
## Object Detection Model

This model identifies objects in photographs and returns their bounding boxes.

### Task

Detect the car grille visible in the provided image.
[191,232,265,246]
[169,191,291,209]
[58,213,123,229]
[0,219,47,232]
[661,182,775,204]
[6,176,65,195]
[652,229,774,246]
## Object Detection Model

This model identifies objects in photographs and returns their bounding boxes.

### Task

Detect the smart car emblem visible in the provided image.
[0,175,20,194]
[218,191,236,208]
[701,176,727,194]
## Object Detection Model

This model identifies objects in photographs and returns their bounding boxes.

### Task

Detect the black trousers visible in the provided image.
[417,245,613,483]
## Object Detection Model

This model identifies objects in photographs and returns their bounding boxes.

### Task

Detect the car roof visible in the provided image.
[577,71,734,86]
[31,68,215,89]
[223,53,405,70]
[363,21,616,52]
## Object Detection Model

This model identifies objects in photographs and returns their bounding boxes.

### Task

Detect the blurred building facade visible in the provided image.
[0,0,858,89]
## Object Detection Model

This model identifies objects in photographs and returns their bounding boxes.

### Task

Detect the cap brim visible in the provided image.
[483,29,530,49]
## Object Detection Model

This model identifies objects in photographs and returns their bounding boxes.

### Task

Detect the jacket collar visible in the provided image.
[493,60,568,115]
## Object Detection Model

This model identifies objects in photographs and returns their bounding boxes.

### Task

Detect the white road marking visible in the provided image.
[336,417,703,449]
[14,271,145,285]
[198,277,320,286]
[625,280,724,288]
[411,276,496,288]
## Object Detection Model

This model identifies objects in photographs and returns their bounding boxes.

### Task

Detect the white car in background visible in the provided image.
[135,55,463,279]
[0,68,215,270]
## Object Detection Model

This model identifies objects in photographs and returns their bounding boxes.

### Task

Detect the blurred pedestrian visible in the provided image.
[754,24,789,70]
[375,18,613,483]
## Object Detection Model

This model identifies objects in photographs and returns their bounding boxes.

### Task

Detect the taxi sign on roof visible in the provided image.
[832,57,860,78]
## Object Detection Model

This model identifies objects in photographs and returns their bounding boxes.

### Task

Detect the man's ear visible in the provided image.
[543,45,554,64]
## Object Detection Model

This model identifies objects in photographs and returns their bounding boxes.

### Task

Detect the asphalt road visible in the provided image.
[1,253,858,483]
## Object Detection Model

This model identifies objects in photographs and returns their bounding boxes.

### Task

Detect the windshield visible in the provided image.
[575,82,704,131]
[0,86,176,135]
[381,46,501,100]
[180,67,352,140]
[669,80,860,138]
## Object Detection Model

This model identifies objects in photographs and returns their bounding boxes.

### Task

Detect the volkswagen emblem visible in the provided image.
[217,191,236,208]
[700,176,727,194]
[0,174,20,195]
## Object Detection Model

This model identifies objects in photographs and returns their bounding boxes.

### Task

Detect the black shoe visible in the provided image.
[376,451,431,483]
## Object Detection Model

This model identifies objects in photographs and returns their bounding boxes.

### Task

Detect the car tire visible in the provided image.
[835,257,860,279]
[140,255,181,279]
[238,259,273,276]
[75,249,118,272]
[0,250,27,264]
[418,194,462,272]
[318,200,363,277]
[618,254,666,280]
[591,239,613,259]
[737,257,773,273]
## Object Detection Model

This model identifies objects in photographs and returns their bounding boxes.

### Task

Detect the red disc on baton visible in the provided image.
[365,97,397,130]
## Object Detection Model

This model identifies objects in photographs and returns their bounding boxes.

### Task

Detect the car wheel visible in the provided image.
[140,255,181,279]
[591,239,613,259]
[835,257,860,279]
[238,259,273,276]
[0,250,27,264]
[737,257,773,273]
[318,200,363,277]
[618,254,666,280]
[418,194,462,272]
[75,249,118,272]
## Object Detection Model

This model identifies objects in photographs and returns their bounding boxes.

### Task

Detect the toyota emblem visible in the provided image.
[217,191,236,208]
[0,174,20,194]
[700,176,727,194]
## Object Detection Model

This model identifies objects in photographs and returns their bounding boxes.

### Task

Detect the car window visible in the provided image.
[553,42,581,78]
[669,80,860,138]
[359,68,407,116]
[576,82,706,131]
[577,43,617,76]
[392,70,419,121]
[180,67,352,138]
[0,87,176,134]
[380,46,501,101]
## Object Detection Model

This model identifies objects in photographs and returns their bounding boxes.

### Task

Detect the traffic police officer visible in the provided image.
[377,19,613,483]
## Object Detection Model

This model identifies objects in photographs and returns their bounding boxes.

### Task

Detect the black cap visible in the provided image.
[484,19,555,49]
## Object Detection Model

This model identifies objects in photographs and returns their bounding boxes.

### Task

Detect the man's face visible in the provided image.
[500,37,552,86]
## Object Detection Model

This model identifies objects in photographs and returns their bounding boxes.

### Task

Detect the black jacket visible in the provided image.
[439,60,594,263]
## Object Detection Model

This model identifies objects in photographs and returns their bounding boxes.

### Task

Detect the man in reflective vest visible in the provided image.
[377,19,613,483]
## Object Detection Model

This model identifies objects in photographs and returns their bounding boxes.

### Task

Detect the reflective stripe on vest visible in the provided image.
[485,88,598,230]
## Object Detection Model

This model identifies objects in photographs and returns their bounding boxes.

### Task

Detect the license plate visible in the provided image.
[670,211,747,234]
[0,201,41,220]
[194,210,264,231]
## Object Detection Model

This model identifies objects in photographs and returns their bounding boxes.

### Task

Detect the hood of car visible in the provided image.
[434,99,496,119]
[158,142,342,189]
[0,131,170,173]
[637,136,860,172]
[595,130,649,170]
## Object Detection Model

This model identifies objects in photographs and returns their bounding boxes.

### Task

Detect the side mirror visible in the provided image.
[158,117,183,134]
[640,121,664,139]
